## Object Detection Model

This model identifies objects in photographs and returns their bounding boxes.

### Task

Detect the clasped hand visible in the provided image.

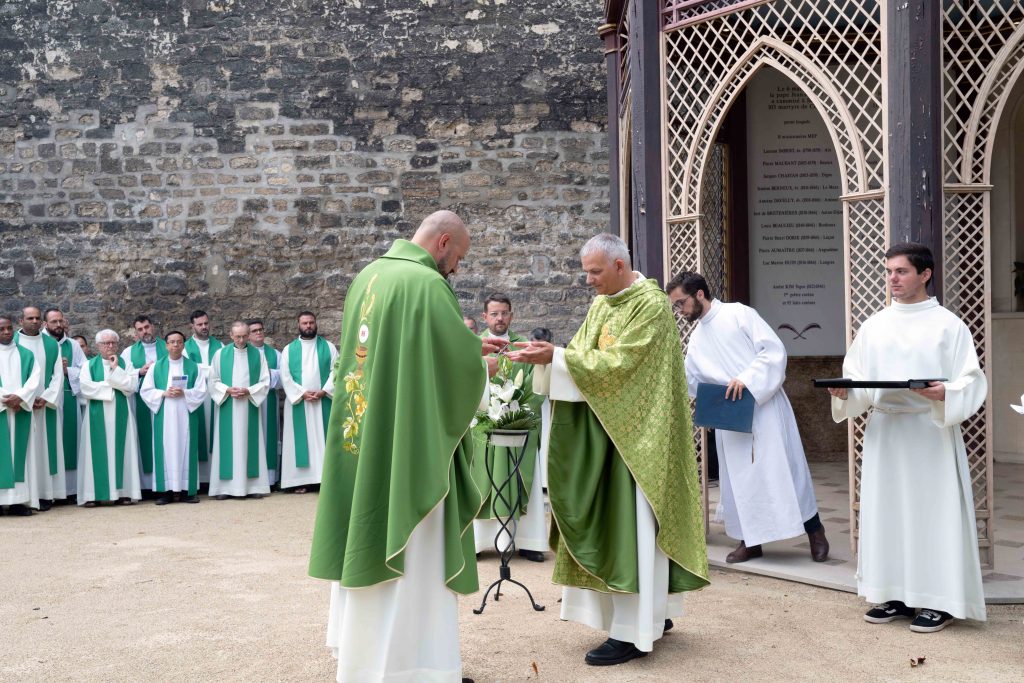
[165,387,185,398]
[228,387,251,398]
[303,390,327,402]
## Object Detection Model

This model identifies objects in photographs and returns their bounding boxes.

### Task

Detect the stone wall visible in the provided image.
[0,0,608,345]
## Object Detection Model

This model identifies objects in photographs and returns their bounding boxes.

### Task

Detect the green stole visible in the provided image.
[0,346,35,489]
[130,339,168,477]
[287,337,333,468]
[261,346,279,472]
[184,336,223,461]
[152,357,200,496]
[87,356,129,502]
[15,331,60,476]
[217,345,262,480]
[57,338,78,470]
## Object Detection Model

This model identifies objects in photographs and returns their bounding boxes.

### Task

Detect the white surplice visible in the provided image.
[121,341,162,490]
[208,346,270,497]
[684,300,819,546]
[832,297,987,621]
[531,274,683,652]
[140,358,209,493]
[325,375,490,683]
[0,342,41,507]
[78,360,142,504]
[280,337,337,489]
[253,344,281,486]
[184,336,218,483]
[17,332,67,505]
[45,331,85,495]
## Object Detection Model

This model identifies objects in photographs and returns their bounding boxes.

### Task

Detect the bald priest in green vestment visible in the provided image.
[509,232,709,667]
[309,210,503,683]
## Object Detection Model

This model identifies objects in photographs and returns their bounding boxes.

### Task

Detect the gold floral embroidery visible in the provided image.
[598,323,617,351]
[342,274,378,455]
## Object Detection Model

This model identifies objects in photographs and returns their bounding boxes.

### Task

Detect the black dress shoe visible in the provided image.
[462,678,474,683]
[585,638,647,666]
[38,499,53,511]
[808,528,830,562]
[726,541,763,563]
[155,493,174,506]
[664,618,673,633]
[182,495,200,504]
[518,549,545,562]
[7,504,32,516]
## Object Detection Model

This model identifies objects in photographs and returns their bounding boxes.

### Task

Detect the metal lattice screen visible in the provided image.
[940,2,1024,568]
[699,142,730,300]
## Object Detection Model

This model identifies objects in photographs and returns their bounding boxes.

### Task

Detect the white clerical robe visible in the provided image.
[208,346,271,497]
[184,336,217,483]
[254,344,282,486]
[280,337,337,489]
[78,360,142,504]
[121,342,161,490]
[18,332,67,505]
[533,274,682,652]
[45,331,86,495]
[832,298,986,621]
[538,397,551,489]
[0,342,41,507]
[325,380,490,683]
[140,358,209,493]
[684,300,819,546]
[472,331,549,554]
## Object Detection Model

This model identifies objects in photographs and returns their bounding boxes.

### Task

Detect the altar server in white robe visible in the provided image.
[209,321,271,499]
[830,242,986,633]
[0,316,41,516]
[140,331,209,504]
[121,314,168,492]
[43,308,86,498]
[78,330,142,506]
[248,319,282,486]
[668,272,829,563]
[17,306,66,508]
[280,311,337,492]
[183,309,224,484]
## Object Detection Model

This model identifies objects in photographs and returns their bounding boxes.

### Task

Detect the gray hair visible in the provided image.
[580,232,632,268]
[94,329,119,344]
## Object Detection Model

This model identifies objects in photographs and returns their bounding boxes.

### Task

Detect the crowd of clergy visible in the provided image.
[0,307,337,514]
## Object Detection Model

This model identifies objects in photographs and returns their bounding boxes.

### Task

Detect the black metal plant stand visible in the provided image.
[473,429,545,614]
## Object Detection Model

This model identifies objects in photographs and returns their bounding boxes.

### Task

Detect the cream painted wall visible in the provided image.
[993,315,1024,463]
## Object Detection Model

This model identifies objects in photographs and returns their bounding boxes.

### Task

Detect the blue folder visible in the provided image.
[694,382,755,433]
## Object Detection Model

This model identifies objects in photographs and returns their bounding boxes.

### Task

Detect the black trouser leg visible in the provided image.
[803,513,823,534]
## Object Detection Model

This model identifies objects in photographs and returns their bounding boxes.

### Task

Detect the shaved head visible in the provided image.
[411,210,470,279]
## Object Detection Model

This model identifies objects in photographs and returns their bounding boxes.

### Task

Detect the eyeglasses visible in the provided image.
[671,295,695,312]
[97,340,118,346]
[249,327,264,333]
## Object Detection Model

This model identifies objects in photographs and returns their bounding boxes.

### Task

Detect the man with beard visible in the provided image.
[16,306,66,509]
[184,310,223,485]
[42,308,86,499]
[309,210,500,683]
[121,315,168,492]
[248,319,283,487]
[0,316,41,516]
[668,272,828,564]
[279,311,337,493]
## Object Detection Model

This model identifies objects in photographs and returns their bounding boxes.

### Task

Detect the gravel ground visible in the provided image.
[2,493,1021,682]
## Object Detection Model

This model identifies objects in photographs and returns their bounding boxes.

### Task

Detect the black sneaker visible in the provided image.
[864,601,915,623]
[910,609,954,633]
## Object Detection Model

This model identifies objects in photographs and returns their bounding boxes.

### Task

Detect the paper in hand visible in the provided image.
[171,375,188,390]
[1012,393,1024,415]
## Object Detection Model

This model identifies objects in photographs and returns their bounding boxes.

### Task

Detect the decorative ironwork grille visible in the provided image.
[699,142,730,301]
[940,1,1024,567]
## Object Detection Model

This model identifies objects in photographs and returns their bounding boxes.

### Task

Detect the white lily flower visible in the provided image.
[513,369,524,388]
[510,400,521,413]
[497,381,516,402]
[488,403,503,421]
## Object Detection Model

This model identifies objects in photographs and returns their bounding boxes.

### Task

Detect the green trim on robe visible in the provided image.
[309,239,485,595]
[184,336,223,461]
[286,336,333,469]
[58,339,78,471]
[471,330,540,519]
[130,339,168,476]
[86,356,129,502]
[15,331,60,475]
[0,346,35,488]
[152,356,201,496]
[262,346,279,472]
[217,344,262,481]
[548,277,709,594]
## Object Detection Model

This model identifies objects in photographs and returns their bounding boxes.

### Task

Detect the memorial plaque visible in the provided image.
[746,68,845,356]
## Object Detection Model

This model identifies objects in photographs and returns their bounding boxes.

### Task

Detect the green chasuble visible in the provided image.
[309,239,485,595]
[15,331,60,475]
[261,346,280,473]
[86,356,130,502]
[471,330,542,519]
[130,339,168,477]
[547,277,709,594]
[151,356,201,496]
[286,336,333,468]
[0,346,35,489]
[57,338,78,471]
[184,336,223,461]
[216,345,262,480]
